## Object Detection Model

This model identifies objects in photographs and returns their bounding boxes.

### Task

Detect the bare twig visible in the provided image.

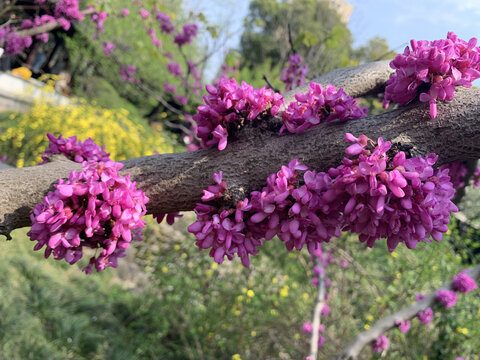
[262,74,281,93]
[308,257,327,360]
[287,23,296,54]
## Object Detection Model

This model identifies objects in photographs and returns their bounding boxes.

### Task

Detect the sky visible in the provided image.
[185,0,480,79]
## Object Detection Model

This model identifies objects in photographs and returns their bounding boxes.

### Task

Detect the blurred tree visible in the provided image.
[239,0,354,77]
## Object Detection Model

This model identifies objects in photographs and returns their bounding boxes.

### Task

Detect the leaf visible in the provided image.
[206,26,218,39]
[293,31,319,48]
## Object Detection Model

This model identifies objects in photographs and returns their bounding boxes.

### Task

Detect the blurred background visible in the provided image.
[0,0,480,359]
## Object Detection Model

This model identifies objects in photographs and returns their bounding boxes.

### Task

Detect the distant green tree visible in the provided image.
[352,35,396,63]
[239,0,354,78]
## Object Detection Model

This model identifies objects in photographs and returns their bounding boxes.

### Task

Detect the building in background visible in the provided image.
[327,0,354,23]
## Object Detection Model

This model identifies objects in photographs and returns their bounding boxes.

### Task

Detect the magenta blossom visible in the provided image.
[384,32,480,118]
[371,335,389,353]
[40,133,110,164]
[103,42,115,57]
[281,82,367,133]
[395,320,411,333]
[28,161,148,273]
[418,307,434,325]
[193,78,284,150]
[280,53,309,91]
[452,270,478,293]
[436,289,458,308]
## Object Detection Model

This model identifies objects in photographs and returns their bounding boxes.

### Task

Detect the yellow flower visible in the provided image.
[12,67,32,80]
[364,324,370,330]
[456,327,469,335]
[270,309,278,316]
[247,290,255,298]
[211,263,218,270]
[174,245,181,251]
[366,314,374,322]
[294,333,301,340]
[396,272,401,279]
[161,266,168,273]
[205,269,213,277]
[272,277,278,284]
[232,354,242,360]
[391,251,399,258]
[279,285,289,298]
[302,292,309,300]
[376,297,382,303]
[237,295,244,302]
[250,331,256,337]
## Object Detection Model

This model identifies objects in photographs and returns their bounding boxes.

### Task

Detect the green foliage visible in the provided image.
[239,0,354,76]
[64,0,203,118]
[2,214,479,359]
[352,36,397,63]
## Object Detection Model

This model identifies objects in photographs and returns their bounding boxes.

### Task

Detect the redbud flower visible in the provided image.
[452,270,477,293]
[436,289,458,308]
[28,161,148,273]
[395,320,411,333]
[418,307,434,325]
[40,133,110,164]
[302,322,313,334]
[280,53,309,91]
[192,78,284,150]
[371,335,389,353]
[281,82,367,133]
[103,42,115,57]
[384,32,480,118]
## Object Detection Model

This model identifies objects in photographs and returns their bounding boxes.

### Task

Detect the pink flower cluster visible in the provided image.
[21,15,56,43]
[418,307,434,324]
[384,32,480,118]
[371,335,389,353]
[174,23,198,47]
[40,133,110,164]
[103,42,115,57]
[281,82,367,133]
[452,270,478,293]
[395,320,411,333]
[28,161,148,273]
[280,53,309,91]
[302,322,325,348]
[139,8,151,19]
[167,61,182,77]
[332,133,457,251]
[55,0,84,21]
[0,26,32,55]
[156,12,175,34]
[120,65,137,83]
[435,289,458,308]
[439,162,468,189]
[193,78,284,150]
[189,134,458,266]
[90,10,107,40]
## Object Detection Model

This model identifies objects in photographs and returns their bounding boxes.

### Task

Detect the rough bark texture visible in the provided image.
[334,264,480,360]
[2,61,480,238]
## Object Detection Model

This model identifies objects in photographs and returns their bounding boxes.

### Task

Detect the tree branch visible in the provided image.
[334,264,480,360]
[2,61,480,238]
[14,9,95,38]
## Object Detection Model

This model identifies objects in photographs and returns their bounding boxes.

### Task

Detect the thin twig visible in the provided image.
[308,256,326,360]
[287,23,296,54]
[262,74,281,93]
